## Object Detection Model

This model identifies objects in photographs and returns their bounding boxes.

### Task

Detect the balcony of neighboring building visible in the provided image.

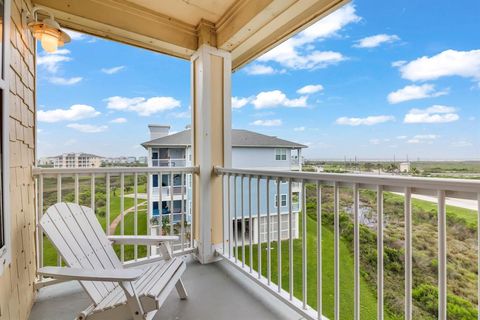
[151,147,188,168]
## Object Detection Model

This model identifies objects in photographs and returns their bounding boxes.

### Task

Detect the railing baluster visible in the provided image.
[317,181,322,319]
[158,172,162,236]
[91,173,95,212]
[437,190,447,320]
[222,173,225,255]
[38,175,44,271]
[227,174,232,259]
[181,173,185,252]
[277,177,282,292]
[257,176,262,279]
[353,183,360,320]
[146,173,151,257]
[57,174,62,266]
[134,173,138,260]
[404,187,412,320]
[234,174,238,262]
[267,176,271,285]
[106,173,110,235]
[74,173,79,204]
[478,192,480,318]
[334,182,340,320]
[289,178,293,300]
[249,175,253,273]
[302,179,307,309]
[120,173,125,262]
[170,172,174,235]
[377,185,384,320]
[241,175,245,267]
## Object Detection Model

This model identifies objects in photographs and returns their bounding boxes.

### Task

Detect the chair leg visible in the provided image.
[175,279,188,300]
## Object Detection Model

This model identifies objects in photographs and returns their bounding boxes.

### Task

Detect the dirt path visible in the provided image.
[109,201,147,235]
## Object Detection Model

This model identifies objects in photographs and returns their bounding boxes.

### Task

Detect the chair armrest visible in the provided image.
[38,267,144,282]
[108,235,179,245]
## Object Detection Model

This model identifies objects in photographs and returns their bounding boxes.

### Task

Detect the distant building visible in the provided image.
[137,156,147,164]
[48,153,103,168]
[399,162,411,173]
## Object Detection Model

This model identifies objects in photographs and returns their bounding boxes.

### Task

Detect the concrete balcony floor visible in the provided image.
[29,256,305,320]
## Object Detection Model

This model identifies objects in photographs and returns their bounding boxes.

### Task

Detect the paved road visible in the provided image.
[393,192,478,211]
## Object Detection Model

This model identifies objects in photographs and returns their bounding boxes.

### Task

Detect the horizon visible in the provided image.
[37,0,479,160]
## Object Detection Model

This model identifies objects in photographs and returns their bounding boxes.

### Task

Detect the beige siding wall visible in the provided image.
[0,0,36,319]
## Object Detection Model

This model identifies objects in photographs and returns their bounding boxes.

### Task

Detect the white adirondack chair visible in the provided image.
[38,202,188,320]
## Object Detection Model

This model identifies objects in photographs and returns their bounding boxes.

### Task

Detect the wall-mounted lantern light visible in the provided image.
[26,7,71,53]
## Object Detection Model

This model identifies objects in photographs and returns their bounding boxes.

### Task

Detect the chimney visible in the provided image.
[148,124,170,140]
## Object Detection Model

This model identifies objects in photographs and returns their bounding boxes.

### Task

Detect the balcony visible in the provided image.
[151,159,187,167]
[29,166,480,320]
[3,1,479,320]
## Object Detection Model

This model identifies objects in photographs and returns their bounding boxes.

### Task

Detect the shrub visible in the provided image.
[412,284,477,319]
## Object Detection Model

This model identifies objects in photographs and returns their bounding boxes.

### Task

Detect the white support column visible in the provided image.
[191,43,232,264]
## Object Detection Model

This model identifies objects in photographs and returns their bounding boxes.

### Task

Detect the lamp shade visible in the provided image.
[28,16,70,53]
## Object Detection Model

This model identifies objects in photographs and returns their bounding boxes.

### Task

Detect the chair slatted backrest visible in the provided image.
[41,202,123,305]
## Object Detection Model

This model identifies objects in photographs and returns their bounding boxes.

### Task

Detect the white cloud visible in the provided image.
[110,117,127,123]
[392,60,406,67]
[369,138,381,145]
[48,76,83,85]
[65,29,86,40]
[169,111,190,119]
[396,135,407,140]
[297,84,324,94]
[387,84,448,104]
[397,49,480,82]
[105,96,180,116]
[101,66,125,74]
[244,64,280,75]
[38,104,100,123]
[407,134,439,144]
[294,126,305,132]
[37,49,72,73]
[67,123,108,133]
[451,140,473,147]
[257,3,359,70]
[353,34,400,48]
[252,90,307,109]
[404,105,459,124]
[335,115,395,126]
[232,96,251,109]
[250,119,282,127]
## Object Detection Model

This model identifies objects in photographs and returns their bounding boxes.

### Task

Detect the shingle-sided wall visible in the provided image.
[0,0,36,319]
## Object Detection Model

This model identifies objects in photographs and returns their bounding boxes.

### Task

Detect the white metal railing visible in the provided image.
[151,158,186,167]
[215,166,480,320]
[152,185,187,198]
[33,166,197,284]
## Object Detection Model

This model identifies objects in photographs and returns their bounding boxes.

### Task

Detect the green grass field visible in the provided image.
[238,215,390,320]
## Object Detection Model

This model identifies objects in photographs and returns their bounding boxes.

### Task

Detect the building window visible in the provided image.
[275,194,287,207]
[275,148,287,160]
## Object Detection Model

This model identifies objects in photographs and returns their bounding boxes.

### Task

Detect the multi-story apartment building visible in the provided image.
[142,125,306,243]
[47,152,103,168]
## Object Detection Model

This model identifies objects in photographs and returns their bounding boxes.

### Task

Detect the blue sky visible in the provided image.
[37,0,479,160]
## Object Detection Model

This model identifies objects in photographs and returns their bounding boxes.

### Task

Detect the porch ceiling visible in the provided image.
[31,0,349,70]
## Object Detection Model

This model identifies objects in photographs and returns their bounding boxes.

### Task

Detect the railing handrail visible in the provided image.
[33,166,199,175]
[152,158,186,161]
[215,166,480,199]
